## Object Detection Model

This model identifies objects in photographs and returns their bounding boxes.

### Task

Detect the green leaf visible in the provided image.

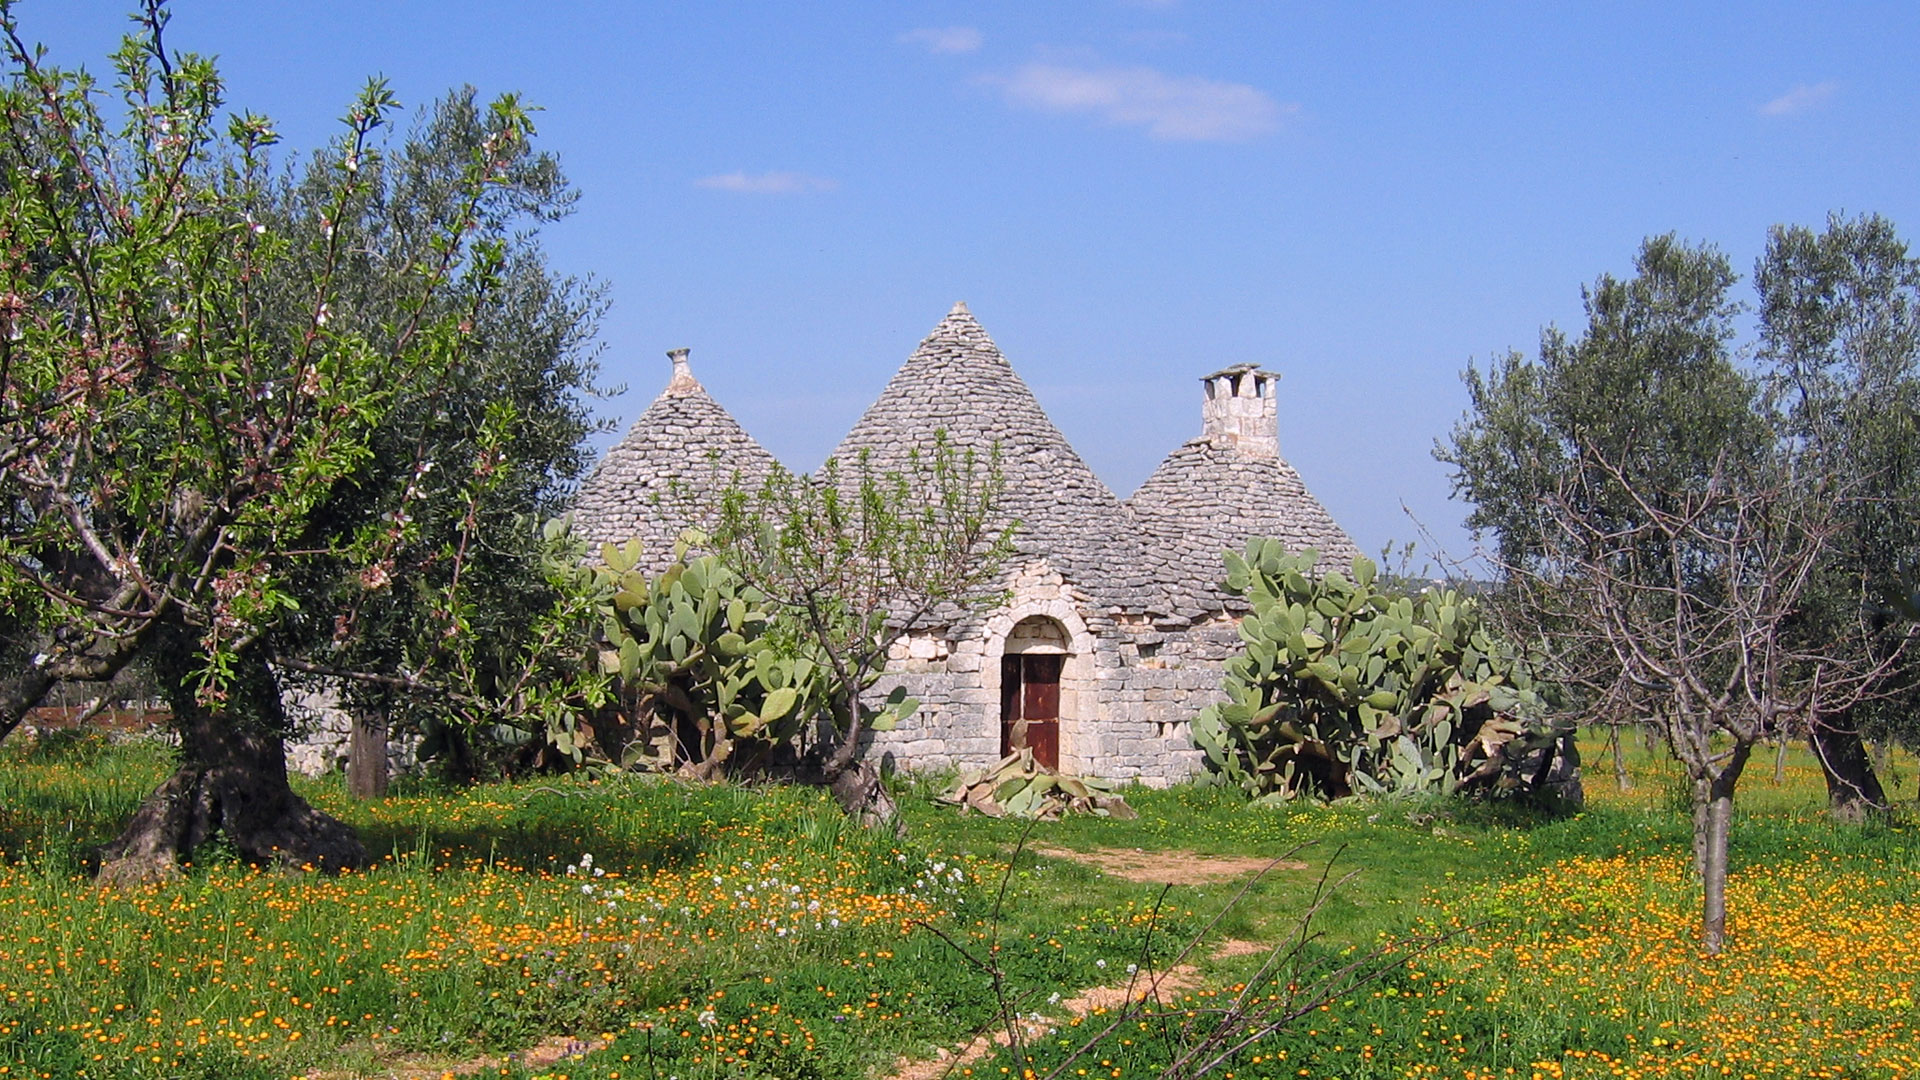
[761,686,799,722]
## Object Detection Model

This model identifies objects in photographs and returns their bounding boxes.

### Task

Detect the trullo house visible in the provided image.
[572,304,1360,784]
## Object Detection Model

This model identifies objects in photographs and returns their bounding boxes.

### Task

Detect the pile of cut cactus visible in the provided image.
[940,748,1137,819]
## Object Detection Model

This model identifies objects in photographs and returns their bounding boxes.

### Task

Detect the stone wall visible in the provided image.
[283,681,420,780]
[858,558,1234,786]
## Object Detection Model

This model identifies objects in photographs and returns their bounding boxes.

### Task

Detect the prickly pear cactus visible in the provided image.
[597,538,830,774]
[1193,540,1578,805]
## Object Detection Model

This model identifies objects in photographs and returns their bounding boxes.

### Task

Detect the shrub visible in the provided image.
[1192,542,1579,804]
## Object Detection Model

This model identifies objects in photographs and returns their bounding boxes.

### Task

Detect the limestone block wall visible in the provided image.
[862,663,993,772]
[282,680,420,779]
[855,559,1244,787]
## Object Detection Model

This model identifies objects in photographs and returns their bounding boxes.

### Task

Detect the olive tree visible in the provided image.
[1440,235,1913,952]
[1757,212,1920,815]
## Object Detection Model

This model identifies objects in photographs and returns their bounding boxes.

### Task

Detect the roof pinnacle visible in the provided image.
[664,347,699,395]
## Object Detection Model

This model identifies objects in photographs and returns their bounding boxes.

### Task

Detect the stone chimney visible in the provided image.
[664,347,699,395]
[1199,364,1278,458]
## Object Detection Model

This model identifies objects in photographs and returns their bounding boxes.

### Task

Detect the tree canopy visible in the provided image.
[1439,224,1920,951]
[0,1,602,878]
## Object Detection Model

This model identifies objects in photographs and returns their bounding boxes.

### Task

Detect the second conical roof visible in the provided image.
[830,304,1149,610]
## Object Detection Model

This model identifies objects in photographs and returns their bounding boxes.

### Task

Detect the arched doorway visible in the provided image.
[1000,616,1069,770]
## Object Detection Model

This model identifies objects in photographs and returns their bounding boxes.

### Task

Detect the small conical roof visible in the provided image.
[571,349,777,574]
[1129,423,1361,619]
[830,304,1150,610]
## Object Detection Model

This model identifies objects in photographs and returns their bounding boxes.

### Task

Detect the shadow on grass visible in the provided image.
[348,821,712,877]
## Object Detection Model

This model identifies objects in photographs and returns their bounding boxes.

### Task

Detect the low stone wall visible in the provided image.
[282,683,420,780]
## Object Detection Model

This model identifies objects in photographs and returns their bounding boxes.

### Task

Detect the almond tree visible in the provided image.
[0,2,595,880]
[708,440,1013,827]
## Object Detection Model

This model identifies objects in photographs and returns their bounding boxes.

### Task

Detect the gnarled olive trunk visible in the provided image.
[96,630,365,885]
[0,663,57,746]
[1807,708,1889,821]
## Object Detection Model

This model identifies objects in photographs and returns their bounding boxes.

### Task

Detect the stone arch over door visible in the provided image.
[983,601,1096,774]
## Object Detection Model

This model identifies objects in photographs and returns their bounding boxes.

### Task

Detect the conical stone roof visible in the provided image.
[1128,367,1361,617]
[829,304,1151,613]
[571,349,777,574]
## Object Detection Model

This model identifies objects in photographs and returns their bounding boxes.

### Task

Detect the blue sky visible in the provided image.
[21,2,1920,564]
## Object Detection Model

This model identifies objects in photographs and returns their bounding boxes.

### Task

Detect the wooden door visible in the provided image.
[1001,653,1062,770]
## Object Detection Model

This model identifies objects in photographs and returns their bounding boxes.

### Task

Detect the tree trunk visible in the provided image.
[1807,709,1889,821]
[1609,725,1631,792]
[827,760,903,836]
[346,704,390,800]
[96,632,366,885]
[0,662,56,744]
[1701,778,1734,955]
[1690,775,1711,880]
[814,695,900,833]
[1773,730,1789,785]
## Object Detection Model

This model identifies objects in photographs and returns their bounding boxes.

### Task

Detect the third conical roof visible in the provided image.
[1128,436,1361,617]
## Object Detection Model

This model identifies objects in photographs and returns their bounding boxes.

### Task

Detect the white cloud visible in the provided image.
[989,63,1292,142]
[899,26,983,55]
[1759,81,1837,117]
[694,171,839,195]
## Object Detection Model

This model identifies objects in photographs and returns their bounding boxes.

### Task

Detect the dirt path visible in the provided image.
[887,937,1271,1080]
[888,962,1205,1080]
[306,1034,606,1080]
[1031,845,1306,883]
[889,849,1295,1079]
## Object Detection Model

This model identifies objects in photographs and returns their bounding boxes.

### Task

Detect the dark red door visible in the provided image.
[1001,654,1062,770]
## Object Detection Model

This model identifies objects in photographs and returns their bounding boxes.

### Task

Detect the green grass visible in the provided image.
[0,733,1915,1079]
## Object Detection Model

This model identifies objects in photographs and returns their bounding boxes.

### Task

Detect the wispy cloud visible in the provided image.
[694,171,839,195]
[898,26,983,55]
[1759,81,1837,117]
[988,62,1292,141]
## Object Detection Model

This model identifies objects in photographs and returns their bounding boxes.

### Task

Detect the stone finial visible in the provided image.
[665,347,699,395]
[1199,364,1279,458]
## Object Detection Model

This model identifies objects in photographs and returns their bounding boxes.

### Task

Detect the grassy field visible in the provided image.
[0,733,1915,1079]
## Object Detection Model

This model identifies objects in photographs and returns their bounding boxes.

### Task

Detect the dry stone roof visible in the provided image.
[570,349,777,574]
[1127,365,1361,616]
[574,311,1365,623]
[828,303,1154,614]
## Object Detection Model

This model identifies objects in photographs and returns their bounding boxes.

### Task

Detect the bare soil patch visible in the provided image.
[1208,937,1270,958]
[890,963,1205,1080]
[888,938,1279,1079]
[309,1034,606,1079]
[1031,845,1306,883]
